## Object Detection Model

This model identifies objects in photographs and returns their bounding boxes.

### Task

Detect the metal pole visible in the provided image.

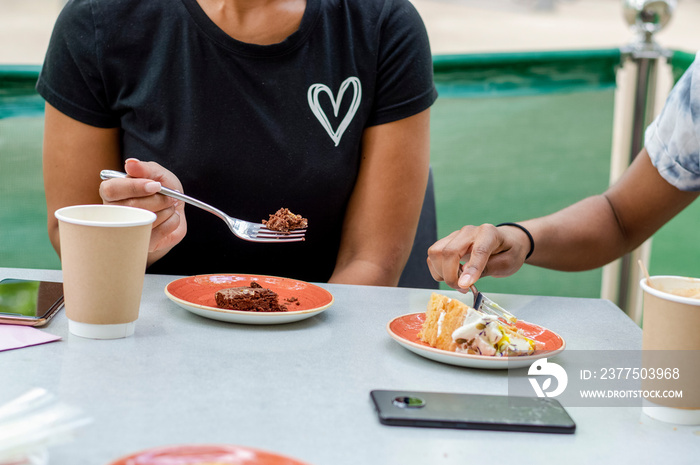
[617,0,674,313]
[617,54,658,312]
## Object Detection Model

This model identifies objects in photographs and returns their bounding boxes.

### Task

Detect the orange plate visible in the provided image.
[108,444,311,465]
[387,312,566,369]
[165,274,334,325]
[167,274,332,312]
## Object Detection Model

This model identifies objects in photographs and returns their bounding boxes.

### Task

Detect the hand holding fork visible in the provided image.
[100,170,305,243]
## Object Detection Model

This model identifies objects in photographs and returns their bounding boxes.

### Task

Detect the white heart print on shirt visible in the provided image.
[307,77,362,147]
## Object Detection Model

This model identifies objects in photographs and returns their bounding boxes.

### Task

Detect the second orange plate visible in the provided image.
[108,444,311,465]
[165,274,334,325]
[387,312,566,369]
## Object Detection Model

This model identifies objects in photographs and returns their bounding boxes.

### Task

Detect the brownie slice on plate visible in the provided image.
[215,282,288,312]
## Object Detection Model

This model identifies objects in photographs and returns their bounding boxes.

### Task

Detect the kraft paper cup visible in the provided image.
[640,276,700,425]
[55,205,156,340]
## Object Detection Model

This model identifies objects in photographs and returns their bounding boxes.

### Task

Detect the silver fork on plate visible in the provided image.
[100,170,306,243]
[469,284,517,326]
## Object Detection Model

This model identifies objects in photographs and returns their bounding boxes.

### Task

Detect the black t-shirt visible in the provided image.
[37,0,437,282]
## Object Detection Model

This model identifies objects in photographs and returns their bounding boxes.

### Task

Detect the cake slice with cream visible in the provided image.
[418,293,538,356]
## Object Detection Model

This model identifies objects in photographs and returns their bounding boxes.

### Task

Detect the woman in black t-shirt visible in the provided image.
[39,0,438,284]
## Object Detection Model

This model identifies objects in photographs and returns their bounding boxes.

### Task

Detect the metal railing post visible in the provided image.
[613,1,674,316]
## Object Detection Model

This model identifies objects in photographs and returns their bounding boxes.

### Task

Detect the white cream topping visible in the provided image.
[450,307,534,356]
[506,336,533,354]
[451,308,502,356]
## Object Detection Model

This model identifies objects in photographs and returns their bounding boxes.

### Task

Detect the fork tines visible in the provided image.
[479,294,517,325]
[470,285,518,326]
[255,226,306,241]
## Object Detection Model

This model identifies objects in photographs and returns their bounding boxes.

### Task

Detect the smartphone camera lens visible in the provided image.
[392,396,426,409]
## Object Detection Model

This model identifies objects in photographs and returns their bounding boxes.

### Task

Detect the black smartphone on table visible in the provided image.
[0,278,64,326]
[370,390,575,434]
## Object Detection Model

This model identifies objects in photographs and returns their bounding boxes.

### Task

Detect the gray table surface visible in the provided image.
[1,267,697,464]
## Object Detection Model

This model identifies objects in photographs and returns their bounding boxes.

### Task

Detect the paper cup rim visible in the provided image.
[640,276,700,306]
[55,204,157,227]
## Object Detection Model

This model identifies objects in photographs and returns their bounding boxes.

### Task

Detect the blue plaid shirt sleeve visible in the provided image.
[645,52,700,191]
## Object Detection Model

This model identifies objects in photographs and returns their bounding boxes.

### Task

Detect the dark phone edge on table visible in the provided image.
[370,389,576,434]
[0,279,64,327]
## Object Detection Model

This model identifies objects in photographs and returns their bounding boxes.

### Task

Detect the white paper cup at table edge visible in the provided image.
[68,320,136,340]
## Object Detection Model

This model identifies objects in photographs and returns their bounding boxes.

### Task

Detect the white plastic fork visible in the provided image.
[100,170,306,243]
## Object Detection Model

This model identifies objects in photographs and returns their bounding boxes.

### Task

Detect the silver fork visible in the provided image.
[469,284,517,326]
[100,170,306,243]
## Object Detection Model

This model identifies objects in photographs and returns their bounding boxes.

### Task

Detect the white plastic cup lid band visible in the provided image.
[68,320,136,339]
